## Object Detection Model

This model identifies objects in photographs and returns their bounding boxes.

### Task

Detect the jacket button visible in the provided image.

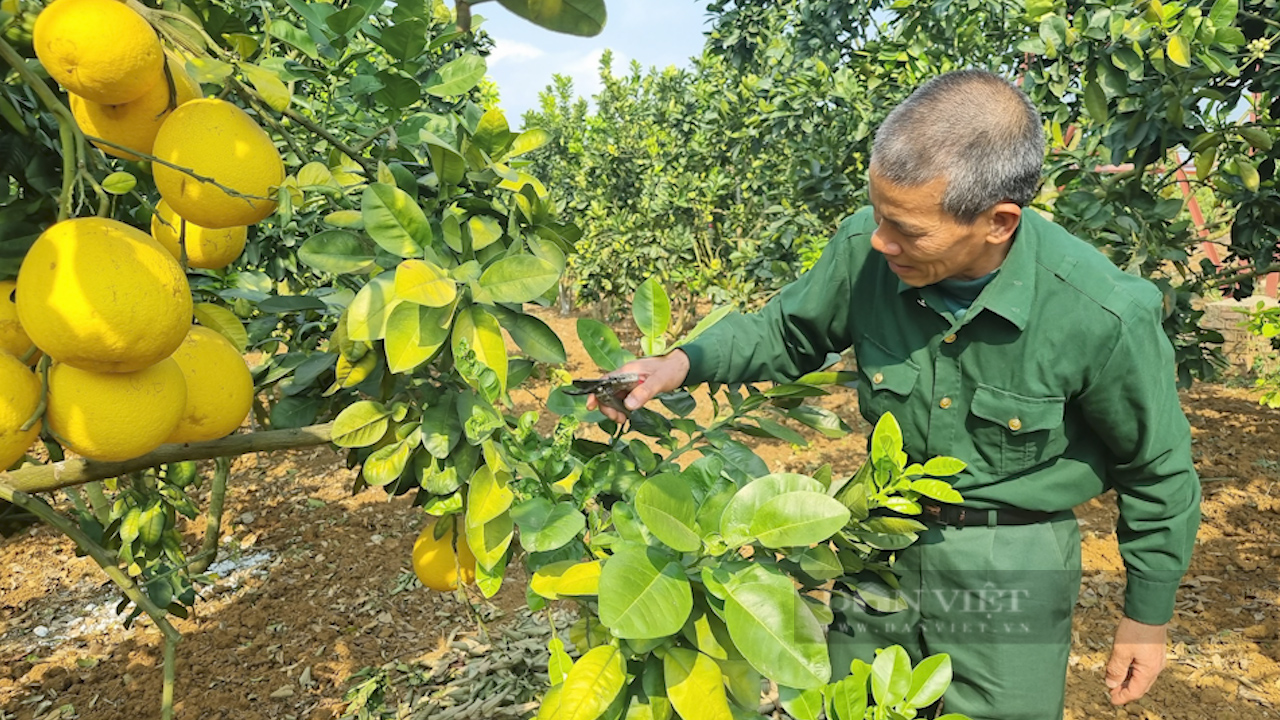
[1008,418,1022,431]
[872,372,884,384]
[939,397,952,409]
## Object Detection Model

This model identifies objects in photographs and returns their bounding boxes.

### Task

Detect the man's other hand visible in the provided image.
[1104,617,1168,705]
[586,351,691,424]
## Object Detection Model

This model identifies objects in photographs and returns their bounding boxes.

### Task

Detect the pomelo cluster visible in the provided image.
[2,219,255,466]
[0,1,286,468]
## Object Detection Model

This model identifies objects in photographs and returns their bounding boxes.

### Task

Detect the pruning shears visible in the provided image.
[561,373,642,415]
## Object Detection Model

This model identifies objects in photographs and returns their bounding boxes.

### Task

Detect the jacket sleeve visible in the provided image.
[1076,286,1201,625]
[680,212,871,385]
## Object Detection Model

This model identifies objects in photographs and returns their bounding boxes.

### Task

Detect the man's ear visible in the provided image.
[986,201,1023,246]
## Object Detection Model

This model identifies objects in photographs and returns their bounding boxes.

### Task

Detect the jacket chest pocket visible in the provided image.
[967,384,1066,476]
[855,339,920,423]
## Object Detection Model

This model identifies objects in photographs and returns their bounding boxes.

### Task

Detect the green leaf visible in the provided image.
[779,686,824,720]
[798,545,843,581]
[452,306,509,392]
[362,183,430,257]
[1083,81,1108,123]
[467,215,504,251]
[267,20,317,58]
[495,0,607,37]
[663,648,734,720]
[102,171,136,195]
[395,259,457,307]
[377,17,427,60]
[922,457,966,477]
[425,54,488,97]
[786,405,850,438]
[331,401,391,447]
[635,473,701,553]
[827,663,870,720]
[1239,126,1273,152]
[577,318,634,371]
[423,135,467,186]
[363,440,411,487]
[299,230,375,274]
[598,545,692,639]
[749,492,850,549]
[557,645,626,720]
[908,479,963,503]
[719,474,822,547]
[383,301,454,373]
[420,401,462,459]
[870,412,904,462]
[347,274,401,342]
[906,654,952,709]
[633,277,671,340]
[677,306,733,346]
[1167,35,1191,67]
[1209,0,1238,28]
[492,307,567,364]
[242,63,291,110]
[478,255,560,304]
[193,303,248,352]
[548,638,573,685]
[511,498,586,553]
[871,646,912,707]
[721,564,830,689]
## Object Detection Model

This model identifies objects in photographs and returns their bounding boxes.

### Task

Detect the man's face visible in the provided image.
[868,166,1014,288]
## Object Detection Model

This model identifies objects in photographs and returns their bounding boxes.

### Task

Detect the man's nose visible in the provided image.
[871,229,901,256]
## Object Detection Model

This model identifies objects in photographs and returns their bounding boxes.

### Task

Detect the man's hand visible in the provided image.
[585,351,691,424]
[1104,617,1168,705]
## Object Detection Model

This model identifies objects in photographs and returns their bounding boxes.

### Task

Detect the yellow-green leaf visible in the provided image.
[467,215,504,251]
[193,302,248,352]
[395,259,458,307]
[1194,146,1217,181]
[242,63,291,110]
[383,301,455,373]
[664,648,734,720]
[558,645,626,720]
[1166,35,1191,67]
[1239,126,1274,152]
[1239,159,1260,191]
[451,306,508,392]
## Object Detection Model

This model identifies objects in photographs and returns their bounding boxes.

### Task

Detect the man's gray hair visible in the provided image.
[871,69,1045,224]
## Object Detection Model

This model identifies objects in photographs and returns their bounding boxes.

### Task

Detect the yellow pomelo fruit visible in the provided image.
[0,352,41,470]
[70,57,201,161]
[152,99,283,229]
[16,217,192,373]
[150,200,248,270]
[166,325,253,444]
[0,280,38,363]
[47,358,186,462]
[412,518,476,592]
[33,0,163,105]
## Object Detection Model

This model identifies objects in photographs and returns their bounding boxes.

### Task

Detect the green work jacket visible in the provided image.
[681,207,1201,625]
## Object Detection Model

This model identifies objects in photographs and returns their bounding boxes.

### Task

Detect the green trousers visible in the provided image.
[829,513,1082,720]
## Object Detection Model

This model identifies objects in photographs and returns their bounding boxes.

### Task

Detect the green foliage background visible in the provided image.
[525,0,1279,384]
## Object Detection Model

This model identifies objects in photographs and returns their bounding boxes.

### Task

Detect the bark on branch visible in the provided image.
[1,424,335,494]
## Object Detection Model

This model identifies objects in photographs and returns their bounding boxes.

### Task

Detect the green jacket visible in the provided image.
[682,207,1201,625]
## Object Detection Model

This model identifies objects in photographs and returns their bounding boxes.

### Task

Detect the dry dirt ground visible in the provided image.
[2,309,1279,720]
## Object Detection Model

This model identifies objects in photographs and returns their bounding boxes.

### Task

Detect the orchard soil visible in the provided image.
[3,309,1280,720]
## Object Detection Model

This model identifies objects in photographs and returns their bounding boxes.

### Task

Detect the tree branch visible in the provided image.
[1,424,334,493]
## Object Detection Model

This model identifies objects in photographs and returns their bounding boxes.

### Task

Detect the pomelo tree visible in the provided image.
[0,1,970,719]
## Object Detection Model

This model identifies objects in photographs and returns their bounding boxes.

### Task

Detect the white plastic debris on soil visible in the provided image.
[5,549,276,650]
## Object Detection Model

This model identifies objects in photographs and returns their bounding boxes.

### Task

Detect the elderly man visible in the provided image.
[589,69,1200,719]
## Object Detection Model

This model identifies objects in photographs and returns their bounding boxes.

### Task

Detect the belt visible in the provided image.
[919,501,1060,527]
